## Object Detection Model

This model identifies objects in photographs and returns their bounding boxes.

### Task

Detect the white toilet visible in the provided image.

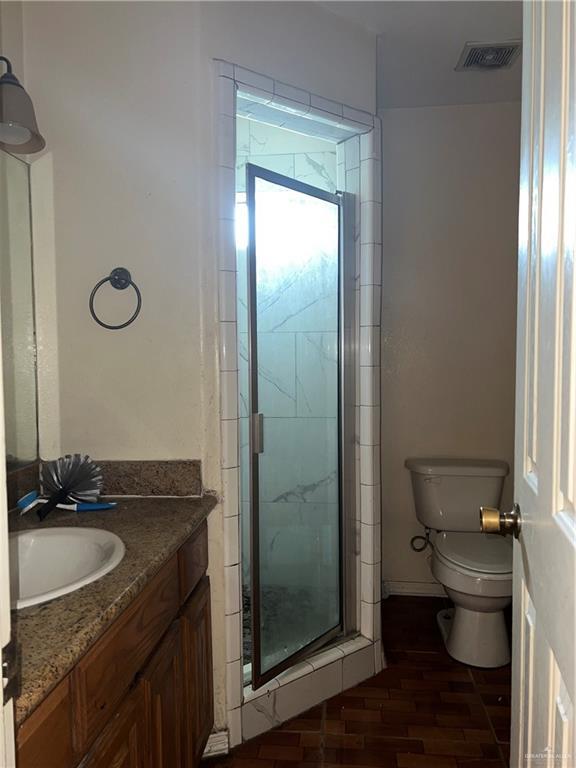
[405,457,512,668]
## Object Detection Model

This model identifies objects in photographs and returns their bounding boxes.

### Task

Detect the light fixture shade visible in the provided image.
[0,72,45,154]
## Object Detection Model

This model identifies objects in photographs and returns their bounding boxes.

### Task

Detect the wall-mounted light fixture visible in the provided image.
[0,55,45,154]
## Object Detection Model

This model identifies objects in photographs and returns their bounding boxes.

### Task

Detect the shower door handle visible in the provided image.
[252,412,264,454]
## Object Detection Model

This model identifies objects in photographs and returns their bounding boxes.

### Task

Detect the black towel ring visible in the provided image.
[89,267,142,330]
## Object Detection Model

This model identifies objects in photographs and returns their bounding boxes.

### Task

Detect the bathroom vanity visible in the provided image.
[11,496,217,768]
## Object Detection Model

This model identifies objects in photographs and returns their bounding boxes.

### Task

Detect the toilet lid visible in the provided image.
[435,532,513,574]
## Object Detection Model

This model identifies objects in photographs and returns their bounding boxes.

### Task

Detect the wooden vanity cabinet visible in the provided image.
[181,577,213,768]
[142,622,183,768]
[79,682,149,768]
[16,677,74,768]
[178,526,208,604]
[72,556,180,753]
[16,521,213,768]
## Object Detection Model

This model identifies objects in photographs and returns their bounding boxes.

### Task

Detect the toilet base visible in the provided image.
[437,606,510,668]
[436,607,454,646]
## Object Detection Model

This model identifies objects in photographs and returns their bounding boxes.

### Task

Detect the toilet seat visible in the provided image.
[432,550,512,597]
[432,533,513,599]
[435,532,512,575]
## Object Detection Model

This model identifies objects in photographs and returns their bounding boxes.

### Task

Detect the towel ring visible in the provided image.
[89,267,142,330]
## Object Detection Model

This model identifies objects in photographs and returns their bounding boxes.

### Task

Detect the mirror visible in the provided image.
[0,149,38,470]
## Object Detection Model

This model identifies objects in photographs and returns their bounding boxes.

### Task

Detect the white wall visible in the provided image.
[19,1,374,466]
[0,2,23,77]
[380,102,520,594]
[10,0,375,729]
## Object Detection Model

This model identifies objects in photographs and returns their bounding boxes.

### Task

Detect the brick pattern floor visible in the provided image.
[207,596,512,768]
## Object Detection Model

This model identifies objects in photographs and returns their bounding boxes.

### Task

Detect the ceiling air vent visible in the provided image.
[455,41,521,71]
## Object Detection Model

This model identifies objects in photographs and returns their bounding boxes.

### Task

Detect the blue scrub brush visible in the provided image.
[37,454,106,521]
[17,490,117,515]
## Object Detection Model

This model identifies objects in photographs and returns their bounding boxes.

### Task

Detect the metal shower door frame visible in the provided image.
[246,163,356,690]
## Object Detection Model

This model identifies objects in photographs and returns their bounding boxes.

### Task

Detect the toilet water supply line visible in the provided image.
[410,528,432,552]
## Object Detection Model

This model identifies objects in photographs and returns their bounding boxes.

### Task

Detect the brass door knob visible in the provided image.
[479,503,522,538]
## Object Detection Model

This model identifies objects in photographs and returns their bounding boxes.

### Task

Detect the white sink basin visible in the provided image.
[9,527,125,609]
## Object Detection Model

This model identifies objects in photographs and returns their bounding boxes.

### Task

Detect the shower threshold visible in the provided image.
[242,583,350,688]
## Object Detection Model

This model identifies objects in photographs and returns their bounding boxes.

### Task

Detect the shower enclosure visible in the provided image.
[238,162,355,688]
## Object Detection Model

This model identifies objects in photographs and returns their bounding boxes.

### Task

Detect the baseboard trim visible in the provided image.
[203,731,230,758]
[384,580,446,597]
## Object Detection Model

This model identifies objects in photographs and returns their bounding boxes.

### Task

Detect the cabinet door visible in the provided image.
[142,622,182,768]
[180,577,213,767]
[17,676,74,768]
[73,556,179,753]
[80,682,148,768]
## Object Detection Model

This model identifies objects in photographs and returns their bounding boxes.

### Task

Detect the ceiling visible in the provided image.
[321,1,523,109]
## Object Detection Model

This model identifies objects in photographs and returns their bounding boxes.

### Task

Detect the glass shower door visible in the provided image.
[247,164,343,687]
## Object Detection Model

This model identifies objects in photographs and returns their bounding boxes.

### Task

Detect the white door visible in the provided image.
[0,479,15,766]
[0,138,16,768]
[512,0,576,765]
[0,322,15,762]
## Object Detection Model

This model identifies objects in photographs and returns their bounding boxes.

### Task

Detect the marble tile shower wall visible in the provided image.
[236,117,339,589]
[236,117,338,194]
[214,61,382,748]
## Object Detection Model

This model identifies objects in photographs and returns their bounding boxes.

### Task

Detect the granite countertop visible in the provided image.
[10,495,217,724]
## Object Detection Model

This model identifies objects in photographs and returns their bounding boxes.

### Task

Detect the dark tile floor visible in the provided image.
[208,597,511,768]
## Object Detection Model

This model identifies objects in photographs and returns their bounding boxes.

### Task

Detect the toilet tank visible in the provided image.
[405,458,509,532]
